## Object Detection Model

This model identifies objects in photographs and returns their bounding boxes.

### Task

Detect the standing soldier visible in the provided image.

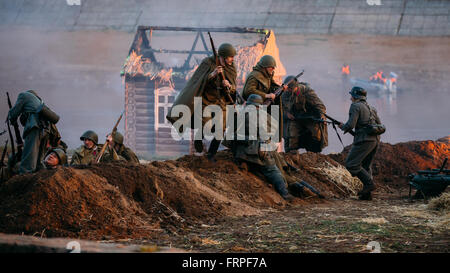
[7,90,53,173]
[167,43,237,162]
[282,77,328,153]
[233,94,294,201]
[103,131,139,164]
[70,130,108,165]
[339,87,383,200]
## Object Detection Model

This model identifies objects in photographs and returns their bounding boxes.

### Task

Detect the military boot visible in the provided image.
[272,177,295,201]
[356,170,376,197]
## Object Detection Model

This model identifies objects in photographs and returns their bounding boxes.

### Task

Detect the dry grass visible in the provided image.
[310,161,362,195]
[428,192,450,212]
[360,217,388,224]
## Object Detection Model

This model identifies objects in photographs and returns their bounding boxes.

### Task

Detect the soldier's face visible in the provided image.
[84,139,95,149]
[266,67,275,75]
[44,153,59,167]
[224,56,234,66]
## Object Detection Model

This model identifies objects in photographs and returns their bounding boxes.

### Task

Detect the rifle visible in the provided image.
[6,120,15,157]
[263,70,304,106]
[324,114,356,149]
[95,111,124,163]
[1,139,8,183]
[6,92,23,160]
[207,32,237,104]
[324,114,355,136]
[299,181,325,199]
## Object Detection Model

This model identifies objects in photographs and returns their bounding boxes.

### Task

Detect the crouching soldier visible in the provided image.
[339,87,383,200]
[43,148,67,169]
[70,130,108,165]
[103,131,139,164]
[233,94,295,201]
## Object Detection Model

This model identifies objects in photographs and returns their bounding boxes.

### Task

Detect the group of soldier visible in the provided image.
[168,42,383,201]
[2,42,383,202]
[1,90,139,182]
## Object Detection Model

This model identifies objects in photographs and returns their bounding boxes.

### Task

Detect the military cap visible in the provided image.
[80,130,98,145]
[283,75,299,89]
[258,55,276,68]
[218,43,236,58]
[112,131,124,145]
[349,86,367,99]
[246,94,263,106]
[46,148,68,166]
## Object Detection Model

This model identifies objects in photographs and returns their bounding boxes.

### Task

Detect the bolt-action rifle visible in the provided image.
[263,70,304,106]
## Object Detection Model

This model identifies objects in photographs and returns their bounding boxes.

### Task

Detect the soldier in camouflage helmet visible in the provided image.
[70,130,108,165]
[339,86,383,200]
[102,131,139,164]
[233,94,295,201]
[281,76,328,153]
[43,148,67,169]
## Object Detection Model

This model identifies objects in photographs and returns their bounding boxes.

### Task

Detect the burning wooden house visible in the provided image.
[121,26,286,158]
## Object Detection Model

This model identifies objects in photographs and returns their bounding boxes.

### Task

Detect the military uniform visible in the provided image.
[8,90,50,174]
[233,94,294,201]
[102,132,140,164]
[341,87,382,199]
[70,145,105,165]
[168,43,237,160]
[282,80,328,153]
[242,55,284,140]
[70,130,109,165]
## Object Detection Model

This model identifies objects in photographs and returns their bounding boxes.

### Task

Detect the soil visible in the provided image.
[0,137,448,252]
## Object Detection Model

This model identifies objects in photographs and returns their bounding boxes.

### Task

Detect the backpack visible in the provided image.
[363,103,386,136]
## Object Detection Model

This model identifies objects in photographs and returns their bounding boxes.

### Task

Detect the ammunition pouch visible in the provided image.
[365,124,386,136]
[38,104,60,124]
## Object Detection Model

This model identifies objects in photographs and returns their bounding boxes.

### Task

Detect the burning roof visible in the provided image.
[121,27,286,86]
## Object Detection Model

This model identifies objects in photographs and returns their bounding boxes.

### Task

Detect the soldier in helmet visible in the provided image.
[167,43,238,162]
[70,130,108,165]
[281,76,328,153]
[242,55,287,102]
[233,94,295,201]
[43,148,67,169]
[242,55,287,143]
[339,86,383,200]
[103,131,139,164]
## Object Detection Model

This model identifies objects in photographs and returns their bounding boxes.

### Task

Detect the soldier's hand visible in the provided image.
[106,134,113,147]
[265,93,276,100]
[287,113,295,120]
[338,123,344,130]
[222,79,232,89]
[282,84,288,91]
[210,66,223,78]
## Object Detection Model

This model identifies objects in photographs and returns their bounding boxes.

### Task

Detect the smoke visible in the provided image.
[1,27,449,154]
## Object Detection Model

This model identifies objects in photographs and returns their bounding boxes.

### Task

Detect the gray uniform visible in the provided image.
[8,90,49,174]
[341,98,381,186]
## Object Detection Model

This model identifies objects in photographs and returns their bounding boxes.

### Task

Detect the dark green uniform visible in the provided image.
[8,90,50,174]
[103,144,139,164]
[70,144,107,165]
[282,83,328,153]
[341,88,382,199]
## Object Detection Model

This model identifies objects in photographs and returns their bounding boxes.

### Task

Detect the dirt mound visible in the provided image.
[1,137,446,240]
[329,136,450,189]
[0,151,354,240]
